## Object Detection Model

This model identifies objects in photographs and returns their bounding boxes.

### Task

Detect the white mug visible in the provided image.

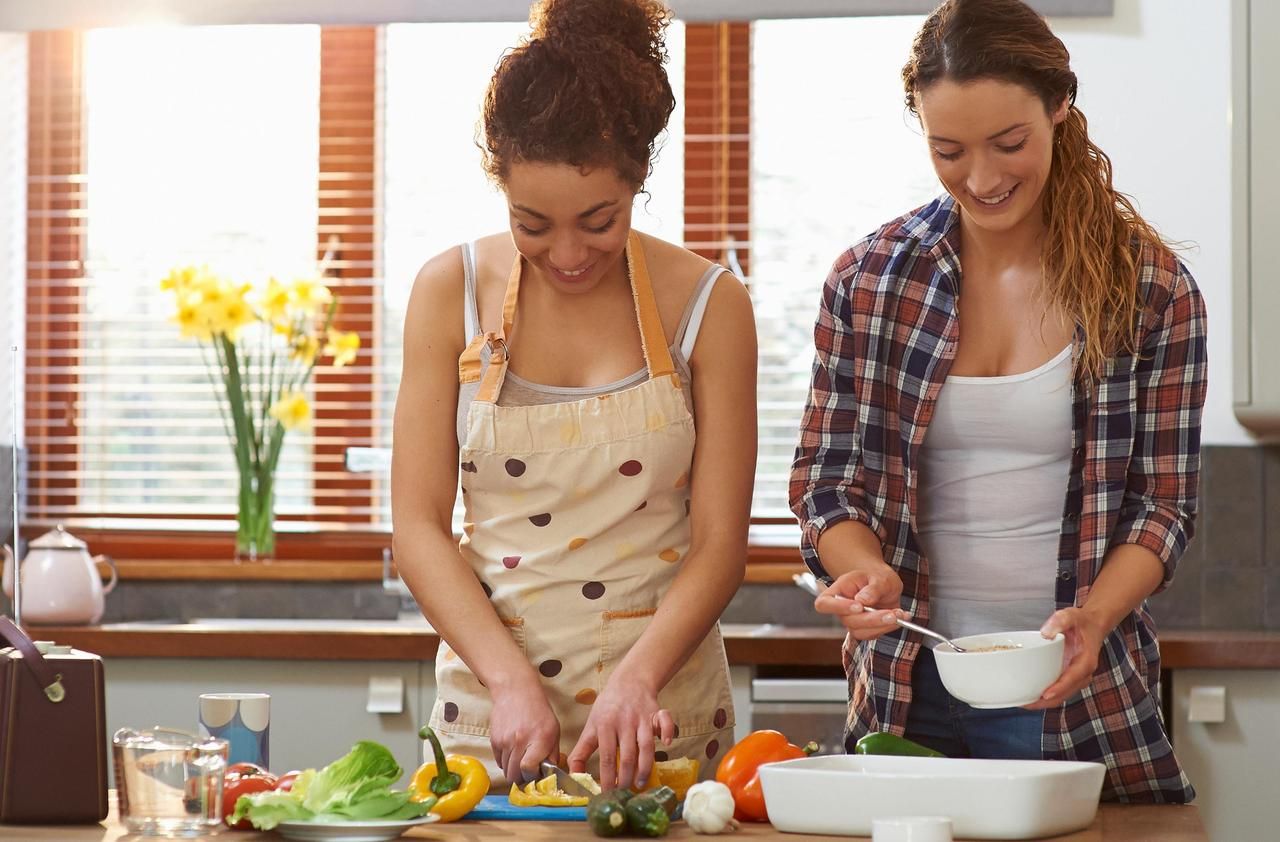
[198,692,270,769]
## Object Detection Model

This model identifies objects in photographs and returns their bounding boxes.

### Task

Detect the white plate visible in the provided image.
[759,754,1105,840]
[274,814,439,842]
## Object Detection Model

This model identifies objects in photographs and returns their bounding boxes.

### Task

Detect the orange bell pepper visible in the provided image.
[714,730,817,822]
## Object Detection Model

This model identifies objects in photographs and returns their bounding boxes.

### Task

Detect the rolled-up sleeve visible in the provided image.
[1110,263,1209,591]
[789,249,882,582]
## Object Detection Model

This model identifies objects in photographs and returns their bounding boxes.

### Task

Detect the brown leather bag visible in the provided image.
[0,614,108,824]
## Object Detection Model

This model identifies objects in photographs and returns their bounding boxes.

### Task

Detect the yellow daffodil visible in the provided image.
[324,328,360,367]
[172,299,214,341]
[290,277,333,315]
[206,289,257,340]
[290,333,320,366]
[260,277,292,323]
[268,390,311,431]
[161,265,196,294]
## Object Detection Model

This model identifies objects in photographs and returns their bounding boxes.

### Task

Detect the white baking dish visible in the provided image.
[758,754,1105,839]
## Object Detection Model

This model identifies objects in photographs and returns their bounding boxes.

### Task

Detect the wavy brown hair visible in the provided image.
[481,0,675,190]
[903,0,1172,379]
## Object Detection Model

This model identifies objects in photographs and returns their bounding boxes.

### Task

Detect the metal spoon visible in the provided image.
[894,617,969,653]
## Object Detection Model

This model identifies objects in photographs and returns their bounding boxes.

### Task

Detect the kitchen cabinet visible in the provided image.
[104,658,426,775]
[1171,668,1280,842]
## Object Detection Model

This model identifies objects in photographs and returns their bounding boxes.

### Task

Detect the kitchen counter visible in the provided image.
[32,621,1280,669]
[13,802,1207,841]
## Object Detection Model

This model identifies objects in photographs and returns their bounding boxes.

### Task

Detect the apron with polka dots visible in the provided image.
[429,230,735,787]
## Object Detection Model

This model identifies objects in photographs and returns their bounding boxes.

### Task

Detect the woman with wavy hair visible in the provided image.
[392,0,755,792]
[790,0,1205,802]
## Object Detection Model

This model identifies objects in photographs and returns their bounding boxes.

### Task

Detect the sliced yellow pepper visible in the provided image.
[409,726,490,822]
[507,774,590,807]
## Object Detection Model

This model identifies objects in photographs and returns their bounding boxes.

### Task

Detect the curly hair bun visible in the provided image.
[482,0,676,188]
[530,0,671,68]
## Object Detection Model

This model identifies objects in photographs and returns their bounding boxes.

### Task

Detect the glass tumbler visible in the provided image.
[113,727,229,836]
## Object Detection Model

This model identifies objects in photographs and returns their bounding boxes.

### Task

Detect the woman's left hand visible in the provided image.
[1022,607,1109,710]
[567,678,676,791]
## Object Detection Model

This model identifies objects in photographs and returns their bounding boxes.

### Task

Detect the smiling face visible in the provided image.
[916,77,1067,238]
[504,161,636,295]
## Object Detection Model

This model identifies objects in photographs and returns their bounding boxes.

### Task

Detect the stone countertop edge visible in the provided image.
[24,622,1280,670]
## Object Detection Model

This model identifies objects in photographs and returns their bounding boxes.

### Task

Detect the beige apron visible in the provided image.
[429,231,735,787]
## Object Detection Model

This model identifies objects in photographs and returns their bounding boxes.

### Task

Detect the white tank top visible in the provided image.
[915,345,1073,641]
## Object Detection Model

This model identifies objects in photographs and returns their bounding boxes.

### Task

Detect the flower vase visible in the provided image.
[235,480,276,563]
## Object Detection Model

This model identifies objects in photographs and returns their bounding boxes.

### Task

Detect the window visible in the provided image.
[750,15,939,516]
[46,27,321,522]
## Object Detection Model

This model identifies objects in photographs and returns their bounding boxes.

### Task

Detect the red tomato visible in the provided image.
[223,772,277,830]
[274,771,302,792]
[226,761,270,779]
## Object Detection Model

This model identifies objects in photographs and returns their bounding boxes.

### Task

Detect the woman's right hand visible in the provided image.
[813,563,911,640]
[489,679,562,786]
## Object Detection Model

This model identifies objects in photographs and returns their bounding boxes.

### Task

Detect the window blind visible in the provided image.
[22,27,370,530]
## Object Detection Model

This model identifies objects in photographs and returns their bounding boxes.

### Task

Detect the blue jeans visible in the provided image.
[903,647,1044,759]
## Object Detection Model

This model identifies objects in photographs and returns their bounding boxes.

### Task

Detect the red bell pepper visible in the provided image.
[714,730,817,822]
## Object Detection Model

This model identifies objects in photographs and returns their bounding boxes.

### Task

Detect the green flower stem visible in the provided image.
[220,334,275,560]
[199,341,236,447]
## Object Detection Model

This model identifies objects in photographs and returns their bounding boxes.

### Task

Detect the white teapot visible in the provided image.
[3,525,118,625]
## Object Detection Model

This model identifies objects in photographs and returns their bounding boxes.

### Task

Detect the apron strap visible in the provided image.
[626,230,676,381]
[458,334,487,384]
[466,231,676,403]
[473,256,522,403]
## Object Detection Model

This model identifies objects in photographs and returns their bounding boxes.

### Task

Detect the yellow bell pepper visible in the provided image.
[410,726,490,822]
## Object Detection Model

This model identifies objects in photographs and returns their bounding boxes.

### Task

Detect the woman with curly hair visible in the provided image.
[790,0,1205,802]
[392,0,755,792]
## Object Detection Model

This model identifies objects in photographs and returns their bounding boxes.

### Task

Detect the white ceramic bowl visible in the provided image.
[931,631,1065,708]
[759,754,1105,840]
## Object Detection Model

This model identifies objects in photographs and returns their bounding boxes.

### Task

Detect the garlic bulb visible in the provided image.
[683,781,739,834]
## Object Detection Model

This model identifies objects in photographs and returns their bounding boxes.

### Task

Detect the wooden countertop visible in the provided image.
[12,803,1207,841]
[32,621,1280,669]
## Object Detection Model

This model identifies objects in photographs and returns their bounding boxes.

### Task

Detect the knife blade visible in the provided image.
[538,760,592,798]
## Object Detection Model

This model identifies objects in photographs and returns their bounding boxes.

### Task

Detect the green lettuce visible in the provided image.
[230,741,436,830]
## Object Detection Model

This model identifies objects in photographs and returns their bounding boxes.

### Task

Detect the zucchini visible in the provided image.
[586,794,629,838]
[625,793,671,837]
[648,785,677,818]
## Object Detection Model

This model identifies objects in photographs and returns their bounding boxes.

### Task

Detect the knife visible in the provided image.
[538,760,593,798]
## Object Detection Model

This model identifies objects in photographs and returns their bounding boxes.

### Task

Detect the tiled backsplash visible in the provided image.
[1145,445,1280,631]
[5,445,1277,631]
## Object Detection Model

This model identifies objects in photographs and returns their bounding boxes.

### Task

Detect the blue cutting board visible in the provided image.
[467,794,587,821]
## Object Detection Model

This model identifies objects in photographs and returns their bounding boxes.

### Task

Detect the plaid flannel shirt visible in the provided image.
[789,195,1205,803]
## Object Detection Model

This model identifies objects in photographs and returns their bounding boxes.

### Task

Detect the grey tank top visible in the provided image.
[456,241,724,446]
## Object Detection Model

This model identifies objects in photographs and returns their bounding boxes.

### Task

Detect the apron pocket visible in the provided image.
[431,617,526,737]
[599,610,735,740]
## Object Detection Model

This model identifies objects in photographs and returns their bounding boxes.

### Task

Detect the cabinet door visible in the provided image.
[105,658,424,776]
[1171,668,1280,842]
